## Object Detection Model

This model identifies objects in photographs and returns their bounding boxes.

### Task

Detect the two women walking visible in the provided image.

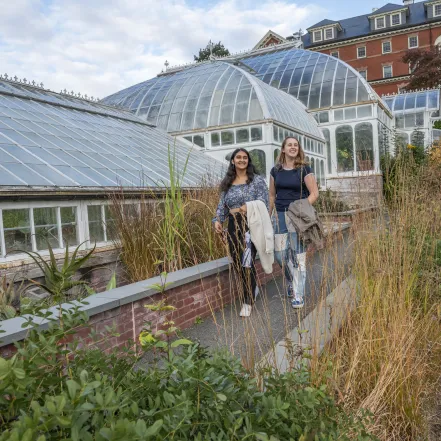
[213,137,320,317]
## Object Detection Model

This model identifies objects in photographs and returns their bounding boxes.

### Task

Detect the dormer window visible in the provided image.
[375,16,386,29]
[435,4,441,17]
[313,30,323,42]
[391,13,401,26]
[324,27,334,40]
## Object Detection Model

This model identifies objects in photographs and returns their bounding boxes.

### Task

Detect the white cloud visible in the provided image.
[0,0,325,98]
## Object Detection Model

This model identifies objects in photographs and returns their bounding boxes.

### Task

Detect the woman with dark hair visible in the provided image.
[269,137,319,309]
[213,148,269,317]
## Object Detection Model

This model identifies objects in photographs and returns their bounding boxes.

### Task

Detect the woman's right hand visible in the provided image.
[214,221,223,234]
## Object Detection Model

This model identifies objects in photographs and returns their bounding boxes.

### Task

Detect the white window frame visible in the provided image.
[324,27,334,40]
[434,3,441,17]
[375,16,386,29]
[0,200,139,262]
[330,50,339,58]
[359,69,367,80]
[357,46,366,59]
[391,13,401,26]
[382,41,392,54]
[313,30,323,42]
[383,65,393,78]
[408,35,419,48]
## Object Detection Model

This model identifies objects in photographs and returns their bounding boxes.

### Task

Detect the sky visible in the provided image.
[0,0,379,99]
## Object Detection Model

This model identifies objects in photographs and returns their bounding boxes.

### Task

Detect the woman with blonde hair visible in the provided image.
[269,137,319,308]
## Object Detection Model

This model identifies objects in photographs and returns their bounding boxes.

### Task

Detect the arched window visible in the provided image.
[355,122,374,171]
[320,160,325,187]
[321,128,332,174]
[274,148,280,164]
[335,125,354,172]
[310,157,315,173]
[249,149,266,175]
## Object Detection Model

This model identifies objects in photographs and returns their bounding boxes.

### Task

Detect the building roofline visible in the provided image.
[367,6,409,19]
[252,30,287,50]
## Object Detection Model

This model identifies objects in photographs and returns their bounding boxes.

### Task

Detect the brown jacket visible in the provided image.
[286,199,324,249]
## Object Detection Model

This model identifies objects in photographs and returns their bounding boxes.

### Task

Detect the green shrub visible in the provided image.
[0,309,376,440]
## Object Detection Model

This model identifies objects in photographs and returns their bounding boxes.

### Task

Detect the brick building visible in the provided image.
[302,0,441,96]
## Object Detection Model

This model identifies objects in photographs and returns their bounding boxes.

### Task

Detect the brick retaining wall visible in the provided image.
[0,259,281,358]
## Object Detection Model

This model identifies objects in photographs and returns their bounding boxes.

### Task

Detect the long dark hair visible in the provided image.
[220,148,257,192]
[275,136,307,171]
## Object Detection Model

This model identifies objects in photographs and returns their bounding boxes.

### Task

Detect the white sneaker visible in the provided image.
[239,304,252,317]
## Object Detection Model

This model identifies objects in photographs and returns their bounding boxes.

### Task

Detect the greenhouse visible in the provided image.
[103,47,393,191]
[382,89,441,149]
[101,61,327,186]
[0,78,221,262]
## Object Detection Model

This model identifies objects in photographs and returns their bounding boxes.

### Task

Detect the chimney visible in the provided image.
[403,0,414,5]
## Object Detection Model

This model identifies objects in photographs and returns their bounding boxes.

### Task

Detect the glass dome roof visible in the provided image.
[101,61,324,140]
[237,48,380,110]
[382,89,440,113]
[0,81,221,189]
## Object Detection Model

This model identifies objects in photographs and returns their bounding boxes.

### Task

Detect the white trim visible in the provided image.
[408,35,419,48]
[324,27,334,40]
[382,40,392,54]
[391,13,401,26]
[375,16,386,30]
[434,3,441,17]
[313,30,323,42]
[383,65,393,78]
[357,46,366,58]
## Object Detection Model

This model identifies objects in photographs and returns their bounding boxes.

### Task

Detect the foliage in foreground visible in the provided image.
[0,308,375,441]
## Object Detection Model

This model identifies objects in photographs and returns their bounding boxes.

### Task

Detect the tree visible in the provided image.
[194,41,230,62]
[402,47,441,90]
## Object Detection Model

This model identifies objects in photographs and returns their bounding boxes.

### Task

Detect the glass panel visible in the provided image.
[396,132,409,152]
[211,132,220,147]
[357,105,372,118]
[34,207,59,250]
[405,113,415,128]
[415,112,424,127]
[355,123,374,171]
[61,206,78,246]
[221,130,234,146]
[319,112,329,123]
[193,135,204,147]
[411,130,425,148]
[251,127,262,142]
[274,148,280,164]
[336,125,354,172]
[396,114,405,129]
[248,149,266,175]
[273,125,278,142]
[344,107,356,120]
[394,95,405,111]
[236,128,249,143]
[3,209,32,254]
[87,205,104,243]
[334,109,344,121]
[405,94,416,110]
[104,206,117,242]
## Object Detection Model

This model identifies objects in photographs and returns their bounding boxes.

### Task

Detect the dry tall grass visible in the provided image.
[311,158,441,441]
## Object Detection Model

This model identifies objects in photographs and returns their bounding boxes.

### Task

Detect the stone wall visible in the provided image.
[0,258,281,358]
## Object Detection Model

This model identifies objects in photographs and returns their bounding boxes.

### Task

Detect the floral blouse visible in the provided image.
[213,175,269,224]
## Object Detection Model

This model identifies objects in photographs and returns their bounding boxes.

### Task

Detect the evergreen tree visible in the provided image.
[194,41,230,62]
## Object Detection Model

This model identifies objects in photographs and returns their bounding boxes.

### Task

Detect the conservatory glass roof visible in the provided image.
[0,81,222,189]
[237,48,381,110]
[101,61,324,140]
[382,90,440,113]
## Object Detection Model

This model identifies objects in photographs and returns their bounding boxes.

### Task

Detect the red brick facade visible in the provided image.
[316,24,441,96]
[0,262,281,358]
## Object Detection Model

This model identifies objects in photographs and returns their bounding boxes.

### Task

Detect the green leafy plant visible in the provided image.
[0,276,25,320]
[0,307,376,440]
[21,241,95,303]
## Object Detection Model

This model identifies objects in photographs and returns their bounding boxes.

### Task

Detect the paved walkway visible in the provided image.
[176,227,354,365]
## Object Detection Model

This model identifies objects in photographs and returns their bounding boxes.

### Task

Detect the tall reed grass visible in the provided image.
[311,156,441,441]
[109,145,225,282]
